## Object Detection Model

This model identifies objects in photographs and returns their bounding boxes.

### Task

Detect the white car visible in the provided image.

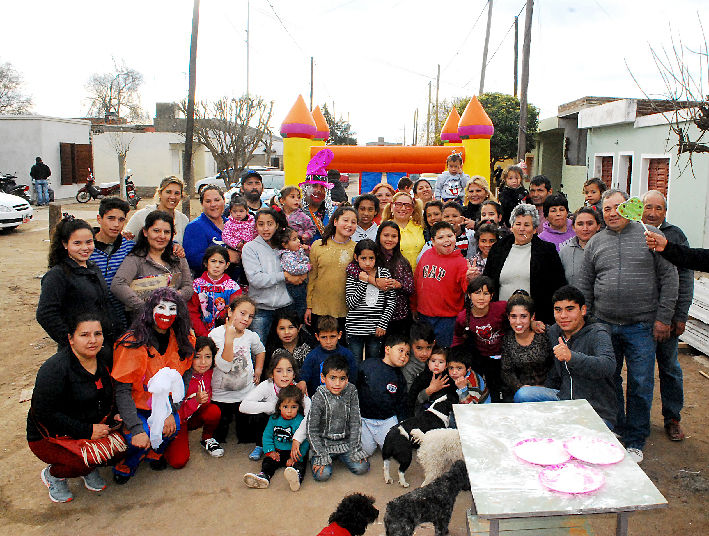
[195,167,285,194]
[0,192,33,230]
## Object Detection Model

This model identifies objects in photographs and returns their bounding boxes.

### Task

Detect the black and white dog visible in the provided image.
[382,392,456,487]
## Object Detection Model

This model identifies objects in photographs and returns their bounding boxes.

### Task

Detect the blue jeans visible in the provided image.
[418,314,457,347]
[35,179,49,205]
[514,386,560,403]
[286,282,307,322]
[249,309,275,346]
[514,386,615,430]
[656,335,684,424]
[311,452,370,482]
[602,321,656,450]
[347,334,383,362]
[113,410,180,477]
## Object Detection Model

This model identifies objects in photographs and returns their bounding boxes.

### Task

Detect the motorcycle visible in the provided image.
[76,170,139,205]
[125,170,140,208]
[0,173,31,202]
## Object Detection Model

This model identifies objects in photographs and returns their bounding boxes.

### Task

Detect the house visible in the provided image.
[533,97,709,247]
[92,103,284,193]
[0,115,92,201]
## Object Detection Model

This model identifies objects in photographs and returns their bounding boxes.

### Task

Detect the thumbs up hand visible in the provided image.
[553,337,572,362]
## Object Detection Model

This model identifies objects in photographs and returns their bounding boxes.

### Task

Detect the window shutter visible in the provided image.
[601,157,613,189]
[60,143,74,185]
[647,158,669,196]
[74,144,94,184]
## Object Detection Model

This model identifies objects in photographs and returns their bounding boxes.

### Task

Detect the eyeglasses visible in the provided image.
[393,202,413,209]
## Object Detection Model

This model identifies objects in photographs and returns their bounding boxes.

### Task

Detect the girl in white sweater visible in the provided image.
[240,351,311,461]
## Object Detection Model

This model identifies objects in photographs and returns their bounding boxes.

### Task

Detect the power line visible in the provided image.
[263,0,307,54]
[442,0,490,73]
[314,0,359,18]
[463,1,527,89]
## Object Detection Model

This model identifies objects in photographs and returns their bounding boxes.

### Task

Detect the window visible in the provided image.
[601,156,613,189]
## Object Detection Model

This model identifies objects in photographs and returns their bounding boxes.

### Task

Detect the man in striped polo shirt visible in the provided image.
[577,189,678,464]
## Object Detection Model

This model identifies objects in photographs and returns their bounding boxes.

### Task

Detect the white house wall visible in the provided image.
[92,131,216,189]
[0,115,91,200]
[585,120,709,247]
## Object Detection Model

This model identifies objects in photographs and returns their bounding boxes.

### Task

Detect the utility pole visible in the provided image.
[517,0,534,164]
[513,16,519,97]
[246,0,250,96]
[434,65,440,143]
[479,0,494,94]
[426,81,431,145]
[413,109,418,145]
[310,57,314,111]
[182,0,200,217]
[403,124,406,146]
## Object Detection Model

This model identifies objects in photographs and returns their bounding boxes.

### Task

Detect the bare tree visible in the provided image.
[85,59,147,123]
[106,131,134,199]
[180,94,274,176]
[627,20,709,171]
[0,59,33,114]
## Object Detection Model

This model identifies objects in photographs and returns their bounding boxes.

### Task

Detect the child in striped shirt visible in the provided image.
[345,239,396,362]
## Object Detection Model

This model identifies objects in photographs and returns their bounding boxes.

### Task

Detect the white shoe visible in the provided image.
[626,447,643,463]
[200,438,224,458]
[284,466,301,491]
[244,472,269,489]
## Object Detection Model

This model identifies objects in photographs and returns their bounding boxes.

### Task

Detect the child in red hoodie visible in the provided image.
[413,221,474,346]
[164,337,224,468]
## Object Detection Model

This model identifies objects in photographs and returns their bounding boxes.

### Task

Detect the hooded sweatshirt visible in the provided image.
[537,219,576,251]
[241,235,292,310]
[545,322,617,427]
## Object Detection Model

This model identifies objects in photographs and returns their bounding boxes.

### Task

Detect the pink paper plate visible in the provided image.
[563,436,625,465]
[539,462,605,494]
[513,438,572,466]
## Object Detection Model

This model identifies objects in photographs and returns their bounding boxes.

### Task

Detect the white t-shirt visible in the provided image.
[125,204,190,244]
[209,326,265,403]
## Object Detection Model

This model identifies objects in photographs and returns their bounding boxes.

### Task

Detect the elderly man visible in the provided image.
[642,190,693,441]
[577,189,678,463]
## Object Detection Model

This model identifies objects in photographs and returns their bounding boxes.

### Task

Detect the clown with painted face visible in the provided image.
[111,288,196,484]
[300,149,336,242]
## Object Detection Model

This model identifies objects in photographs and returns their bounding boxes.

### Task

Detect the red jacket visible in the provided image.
[413,248,469,318]
[317,523,351,536]
[179,368,214,421]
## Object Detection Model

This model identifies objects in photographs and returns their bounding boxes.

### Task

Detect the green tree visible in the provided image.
[423,93,539,169]
[321,103,357,145]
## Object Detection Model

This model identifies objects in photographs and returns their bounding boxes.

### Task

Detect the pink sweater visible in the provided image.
[222,214,257,249]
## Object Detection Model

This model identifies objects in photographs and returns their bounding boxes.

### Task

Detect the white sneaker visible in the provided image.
[284,466,301,491]
[200,438,224,458]
[244,472,270,489]
[626,447,643,463]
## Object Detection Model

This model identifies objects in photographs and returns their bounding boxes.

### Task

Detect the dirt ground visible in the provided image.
[0,200,708,536]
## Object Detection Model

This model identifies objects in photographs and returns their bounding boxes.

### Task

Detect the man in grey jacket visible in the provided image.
[577,189,678,463]
[514,286,617,429]
[642,190,693,441]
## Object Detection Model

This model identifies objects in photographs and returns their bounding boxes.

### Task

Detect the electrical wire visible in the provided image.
[442,0,490,73]
[263,0,307,54]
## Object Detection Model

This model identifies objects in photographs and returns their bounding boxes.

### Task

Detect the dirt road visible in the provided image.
[0,202,707,535]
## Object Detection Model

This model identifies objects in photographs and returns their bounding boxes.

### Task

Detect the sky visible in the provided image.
[4,0,707,145]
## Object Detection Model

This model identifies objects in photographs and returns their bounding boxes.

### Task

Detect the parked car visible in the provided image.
[0,192,33,230]
[195,167,285,194]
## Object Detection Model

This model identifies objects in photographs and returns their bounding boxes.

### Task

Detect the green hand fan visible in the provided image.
[617,197,649,232]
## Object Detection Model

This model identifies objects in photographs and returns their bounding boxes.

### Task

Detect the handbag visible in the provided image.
[31,409,128,467]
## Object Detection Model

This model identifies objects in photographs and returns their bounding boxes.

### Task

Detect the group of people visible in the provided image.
[28,154,692,505]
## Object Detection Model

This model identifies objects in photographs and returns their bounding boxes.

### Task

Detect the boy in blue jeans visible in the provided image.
[357,333,410,456]
[307,354,369,482]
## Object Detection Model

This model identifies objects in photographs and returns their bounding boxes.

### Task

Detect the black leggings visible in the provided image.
[261,449,308,481]
[212,401,269,444]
